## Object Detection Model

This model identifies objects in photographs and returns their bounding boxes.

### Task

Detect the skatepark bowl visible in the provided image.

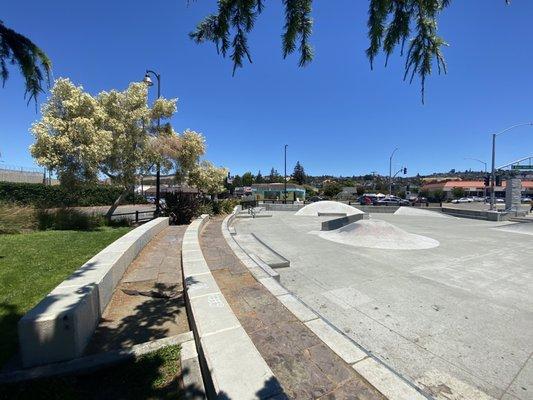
[232,209,533,400]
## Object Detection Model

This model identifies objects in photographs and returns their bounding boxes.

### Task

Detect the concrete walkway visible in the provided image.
[87,226,189,353]
[200,217,384,400]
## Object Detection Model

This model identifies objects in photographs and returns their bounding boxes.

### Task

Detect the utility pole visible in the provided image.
[284,144,288,203]
[489,123,533,210]
[389,148,398,195]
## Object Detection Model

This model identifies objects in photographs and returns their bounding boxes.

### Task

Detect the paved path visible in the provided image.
[87,226,189,353]
[200,217,384,400]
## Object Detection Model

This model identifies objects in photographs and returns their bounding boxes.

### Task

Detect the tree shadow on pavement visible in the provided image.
[87,282,186,353]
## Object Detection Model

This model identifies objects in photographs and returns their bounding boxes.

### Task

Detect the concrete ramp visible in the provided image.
[234,234,290,268]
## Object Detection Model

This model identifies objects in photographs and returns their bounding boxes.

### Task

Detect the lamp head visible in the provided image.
[143,73,153,86]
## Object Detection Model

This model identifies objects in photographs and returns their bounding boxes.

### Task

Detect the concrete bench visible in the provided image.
[182,215,282,399]
[18,217,169,368]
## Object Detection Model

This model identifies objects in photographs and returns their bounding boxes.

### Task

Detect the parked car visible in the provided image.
[358,194,379,205]
[308,196,324,203]
[376,198,410,206]
[521,197,532,203]
[451,197,473,204]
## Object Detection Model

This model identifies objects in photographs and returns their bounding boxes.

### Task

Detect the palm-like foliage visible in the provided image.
[190,0,509,102]
[0,20,51,105]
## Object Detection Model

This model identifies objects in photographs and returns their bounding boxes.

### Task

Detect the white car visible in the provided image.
[451,197,473,204]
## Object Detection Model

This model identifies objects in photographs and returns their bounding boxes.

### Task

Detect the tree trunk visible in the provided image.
[105,188,130,222]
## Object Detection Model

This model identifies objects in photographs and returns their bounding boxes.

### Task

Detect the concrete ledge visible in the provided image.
[305,319,367,365]
[182,214,282,399]
[276,294,318,323]
[352,358,426,400]
[441,207,510,221]
[249,254,280,281]
[356,205,399,213]
[321,213,365,231]
[18,217,169,368]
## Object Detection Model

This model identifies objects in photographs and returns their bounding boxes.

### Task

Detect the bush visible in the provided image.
[220,198,239,214]
[197,202,214,216]
[163,193,201,225]
[37,208,104,231]
[0,182,147,208]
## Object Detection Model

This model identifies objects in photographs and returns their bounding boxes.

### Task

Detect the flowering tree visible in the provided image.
[31,78,207,218]
[188,161,228,198]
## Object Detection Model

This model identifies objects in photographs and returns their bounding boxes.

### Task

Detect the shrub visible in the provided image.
[0,182,146,208]
[163,193,201,225]
[197,202,214,216]
[220,198,239,214]
[36,208,104,231]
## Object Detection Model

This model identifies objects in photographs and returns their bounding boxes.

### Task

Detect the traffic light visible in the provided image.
[403,167,407,175]
[484,175,490,186]
[495,175,502,186]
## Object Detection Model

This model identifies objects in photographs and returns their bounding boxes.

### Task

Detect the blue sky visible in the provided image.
[1,1,533,177]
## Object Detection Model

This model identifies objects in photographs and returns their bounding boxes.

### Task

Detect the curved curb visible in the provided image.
[223,209,431,400]
[181,214,283,399]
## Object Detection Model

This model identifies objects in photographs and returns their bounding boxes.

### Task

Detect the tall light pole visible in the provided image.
[389,147,398,195]
[490,123,533,210]
[143,69,162,216]
[284,144,288,203]
[464,157,487,198]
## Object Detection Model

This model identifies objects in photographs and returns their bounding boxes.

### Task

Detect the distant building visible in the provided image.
[422,180,533,199]
[336,187,358,201]
[251,183,306,201]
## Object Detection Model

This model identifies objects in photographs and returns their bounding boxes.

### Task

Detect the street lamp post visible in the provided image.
[389,147,398,195]
[284,144,288,203]
[464,157,488,198]
[490,123,533,210]
[143,70,162,216]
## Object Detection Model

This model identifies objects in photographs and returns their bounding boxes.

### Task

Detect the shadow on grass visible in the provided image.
[0,344,207,400]
[0,303,23,369]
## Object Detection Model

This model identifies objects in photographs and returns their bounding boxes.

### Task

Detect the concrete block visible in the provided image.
[182,259,211,278]
[276,294,318,322]
[352,357,426,400]
[182,249,205,261]
[200,326,281,399]
[18,284,100,367]
[258,278,288,297]
[189,293,241,337]
[185,273,221,300]
[305,319,367,364]
[249,254,280,281]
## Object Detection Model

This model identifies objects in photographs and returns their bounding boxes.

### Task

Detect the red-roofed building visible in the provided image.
[422,180,533,199]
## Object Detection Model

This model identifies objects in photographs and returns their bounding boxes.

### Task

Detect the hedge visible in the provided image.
[0,182,146,208]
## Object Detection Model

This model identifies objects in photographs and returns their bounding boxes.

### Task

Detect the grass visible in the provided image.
[0,227,130,367]
[0,344,183,400]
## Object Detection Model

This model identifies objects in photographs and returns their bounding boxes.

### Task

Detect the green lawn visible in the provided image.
[0,345,184,400]
[0,227,130,367]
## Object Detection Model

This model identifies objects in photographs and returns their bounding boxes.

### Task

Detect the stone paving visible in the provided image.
[200,217,384,400]
[87,226,189,353]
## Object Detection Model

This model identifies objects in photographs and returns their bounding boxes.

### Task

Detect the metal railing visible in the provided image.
[110,210,156,224]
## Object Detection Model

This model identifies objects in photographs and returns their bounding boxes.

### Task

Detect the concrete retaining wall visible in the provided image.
[18,217,169,368]
[321,213,365,231]
[182,214,282,399]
